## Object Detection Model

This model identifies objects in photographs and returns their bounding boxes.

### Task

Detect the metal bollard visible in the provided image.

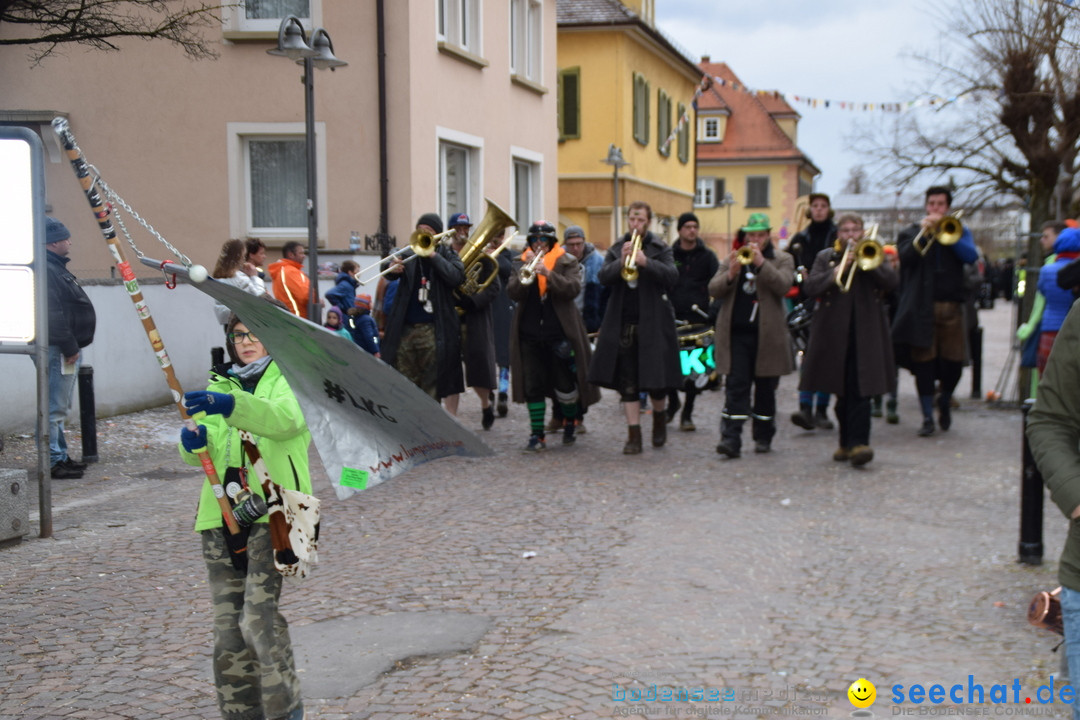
[1019,398,1043,565]
[77,364,98,463]
[970,325,983,399]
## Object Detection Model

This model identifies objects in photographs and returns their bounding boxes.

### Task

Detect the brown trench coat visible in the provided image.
[797,247,899,397]
[507,250,601,408]
[708,248,796,378]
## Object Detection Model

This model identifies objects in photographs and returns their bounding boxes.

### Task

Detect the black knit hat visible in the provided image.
[677,212,700,231]
[416,213,443,235]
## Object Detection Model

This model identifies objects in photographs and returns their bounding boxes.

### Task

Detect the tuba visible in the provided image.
[621,230,643,288]
[456,199,518,296]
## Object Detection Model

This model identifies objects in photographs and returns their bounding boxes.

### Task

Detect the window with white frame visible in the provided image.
[699,115,717,140]
[695,177,715,208]
[226,122,327,242]
[633,72,650,146]
[511,152,541,227]
[437,0,481,55]
[746,176,770,208]
[222,0,317,35]
[510,0,542,83]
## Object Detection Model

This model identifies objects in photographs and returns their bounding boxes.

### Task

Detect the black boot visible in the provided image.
[652,411,667,447]
[623,425,643,455]
[497,392,508,418]
[791,404,815,430]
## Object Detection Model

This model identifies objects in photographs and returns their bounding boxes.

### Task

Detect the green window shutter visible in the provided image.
[559,67,581,140]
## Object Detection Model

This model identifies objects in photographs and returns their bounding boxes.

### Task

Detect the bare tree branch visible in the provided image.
[0,0,231,63]
[856,0,1080,229]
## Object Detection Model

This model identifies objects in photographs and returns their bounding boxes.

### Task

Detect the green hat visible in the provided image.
[742,213,771,233]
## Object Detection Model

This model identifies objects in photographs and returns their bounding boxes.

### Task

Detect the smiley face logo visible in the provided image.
[848,678,876,708]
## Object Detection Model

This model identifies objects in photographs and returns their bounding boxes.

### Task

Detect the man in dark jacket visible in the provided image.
[43,217,96,479]
[666,212,719,432]
[891,186,978,436]
[443,212,499,429]
[587,201,682,454]
[508,222,600,451]
[381,213,466,401]
[787,192,838,431]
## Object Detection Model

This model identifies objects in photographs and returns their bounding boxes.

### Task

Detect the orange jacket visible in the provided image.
[268,258,310,318]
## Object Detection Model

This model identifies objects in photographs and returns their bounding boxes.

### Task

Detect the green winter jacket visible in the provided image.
[1028,304,1080,591]
[178,360,312,532]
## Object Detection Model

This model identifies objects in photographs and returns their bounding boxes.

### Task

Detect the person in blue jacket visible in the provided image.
[324,260,359,313]
[1035,226,1080,373]
[891,186,979,437]
[346,293,381,357]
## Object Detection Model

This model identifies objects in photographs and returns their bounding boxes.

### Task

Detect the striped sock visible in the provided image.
[560,402,579,422]
[527,401,546,437]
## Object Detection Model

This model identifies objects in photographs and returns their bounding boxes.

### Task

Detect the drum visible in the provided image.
[1028,587,1063,635]
[677,323,718,390]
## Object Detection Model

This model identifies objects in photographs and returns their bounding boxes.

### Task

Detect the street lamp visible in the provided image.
[602,144,630,238]
[268,16,347,321]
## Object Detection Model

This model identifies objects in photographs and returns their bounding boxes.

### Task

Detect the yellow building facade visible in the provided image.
[556,1,701,248]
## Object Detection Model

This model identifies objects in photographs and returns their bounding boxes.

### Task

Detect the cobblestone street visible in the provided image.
[0,302,1070,720]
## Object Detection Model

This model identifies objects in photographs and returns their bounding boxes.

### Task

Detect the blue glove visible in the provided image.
[183,390,235,418]
[180,424,208,453]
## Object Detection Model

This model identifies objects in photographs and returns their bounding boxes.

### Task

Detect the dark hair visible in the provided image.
[282,241,304,258]
[1043,220,1068,235]
[245,238,266,258]
[925,186,952,207]
[340,260,359,274]
[628,200,653,221]
[212,239,246,279]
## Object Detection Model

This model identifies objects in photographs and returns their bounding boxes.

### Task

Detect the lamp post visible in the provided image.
[602,144,630,239]
[268,16,347,321]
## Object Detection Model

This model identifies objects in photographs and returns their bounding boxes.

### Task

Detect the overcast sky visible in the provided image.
[655,0,947,197]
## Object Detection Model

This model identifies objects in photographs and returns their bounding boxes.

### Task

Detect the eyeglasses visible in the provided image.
[227,331,260,345]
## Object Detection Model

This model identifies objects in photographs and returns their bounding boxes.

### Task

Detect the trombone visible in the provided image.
[621,230,643,288]
[834,224,883,293]
[357,227,454,282]
[912,210,964,256]
[518,249,546,285]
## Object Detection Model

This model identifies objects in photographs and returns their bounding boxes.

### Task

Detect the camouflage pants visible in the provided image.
[202,524,301,720]
[395,322,438,398]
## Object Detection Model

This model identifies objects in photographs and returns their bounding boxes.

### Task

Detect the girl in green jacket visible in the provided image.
[179,316,310,720]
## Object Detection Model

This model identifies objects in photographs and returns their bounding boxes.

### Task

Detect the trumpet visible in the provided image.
[912,210,964,256]
[518,249,546,285]
[621,230,643,288]
[834,224,883,293]
[735,245,756,265]
[357,227,454,282]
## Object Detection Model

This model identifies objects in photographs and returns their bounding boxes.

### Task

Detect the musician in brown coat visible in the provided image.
[799,214,898,465]
[508,221,600,452]
[708,213,795,458]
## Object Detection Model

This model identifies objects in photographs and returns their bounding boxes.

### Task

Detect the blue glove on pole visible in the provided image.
[183,390,236,418]
[180,424,208,453]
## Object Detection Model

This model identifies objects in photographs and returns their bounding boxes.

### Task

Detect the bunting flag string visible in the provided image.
[660,72,988,154]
